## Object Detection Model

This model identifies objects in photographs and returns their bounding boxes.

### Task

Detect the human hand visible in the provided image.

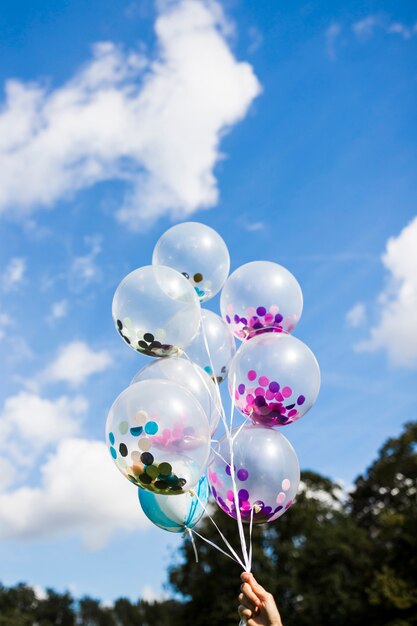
[238,572,283,626]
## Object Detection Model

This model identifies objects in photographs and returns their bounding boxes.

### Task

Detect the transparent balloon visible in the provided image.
[184,310,236,384]
[208,425,300,524]
[138,475,209,533]
[112,265,201,358]
[131,357,221,436]
[153,222,230,302]
[105,380,210,495]
[220,261,303,340]
[229,333,320,427]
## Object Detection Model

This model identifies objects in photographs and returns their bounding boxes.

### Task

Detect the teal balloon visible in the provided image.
[138,476,209,533]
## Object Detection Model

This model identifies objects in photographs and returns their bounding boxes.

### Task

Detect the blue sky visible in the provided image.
[0,0,416,605]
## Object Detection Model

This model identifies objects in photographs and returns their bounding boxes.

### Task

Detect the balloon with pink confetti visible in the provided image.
[106,380,210,496]
[220,261,303,340]
[228,333,320,427]
[208,424,300,524]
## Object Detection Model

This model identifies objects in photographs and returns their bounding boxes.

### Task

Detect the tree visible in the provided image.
[79,596,116,626]
[0,582,37,626]
[34,589,75,625]
[352,421,417,625]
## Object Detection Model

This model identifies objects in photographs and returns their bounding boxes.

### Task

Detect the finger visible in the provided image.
[240,582,261,607]
[248,573,270,602]
[238,605,253,619]
[238,593,255,610]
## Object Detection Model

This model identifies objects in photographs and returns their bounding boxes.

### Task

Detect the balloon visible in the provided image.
[220,261,303,340]
[138,475,209,533]
[184,310,236,384]
[228,333,320,427]
[152,222,230,302]
[105,380,210,495]
[208,424,300,524]
[131,357,221,436]
[112,265,201,358]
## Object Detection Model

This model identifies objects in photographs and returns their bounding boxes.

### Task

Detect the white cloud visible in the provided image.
[31,585,48,601]
[386,22,413,39]
[325,22,342,60]
[0,0,260,227]
[346,302,366,327]
[352,15,417,41]
[244,220,264,232]
[0,438,147,549]
[141,584,167,603]
[352,15,381,40]
[1,257,26,291]
[40,340,113,387]
[356,216,417,367]
[0,310,12,340]
[68,236,102,291]
[0,392,85,463]
[248,26,263,54]
[48,299,68,322]
[0,457,16,492]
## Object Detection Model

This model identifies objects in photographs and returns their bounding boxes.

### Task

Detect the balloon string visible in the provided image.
[211,445,230,467]
[232,420,246,443]
[190,488,246,569]
[227,371,250,572]
[182,348,228,435]
[248,506,255,572]
[198,322,229,430]
[198,319,250,572]
[186,320,250,571]
[190,528,240,565]
[186,527,199,564]
[185,477,204,527]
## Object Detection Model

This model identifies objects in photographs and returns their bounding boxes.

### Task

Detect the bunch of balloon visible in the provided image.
[105,222,320,577]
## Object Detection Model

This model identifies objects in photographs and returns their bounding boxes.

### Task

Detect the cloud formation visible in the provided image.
[0,0,260,227]
[0,438,146,549]
[325,23,342,60]
[0,377,143,548]
[346,302,366,327]
[356,216,417,367]
[1,258,26,291]
[39,340,113,387]
[352,15,417,41]
[0,392,85,464]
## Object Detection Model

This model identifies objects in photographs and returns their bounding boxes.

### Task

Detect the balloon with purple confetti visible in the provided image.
[228,332,320,427]
[220,261,303,340]
[208,424,300,524]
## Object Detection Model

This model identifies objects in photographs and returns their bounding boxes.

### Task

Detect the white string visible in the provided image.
[231,420,247,443]
[211,445,230,466]
[190,489,246,569]
[248,507,255,572]
[227,372,250,572]
[186,527,199,563]
[185,317,251,573]
[199,321,230,435]
[182,348,228,436]
[190,528,239,564]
